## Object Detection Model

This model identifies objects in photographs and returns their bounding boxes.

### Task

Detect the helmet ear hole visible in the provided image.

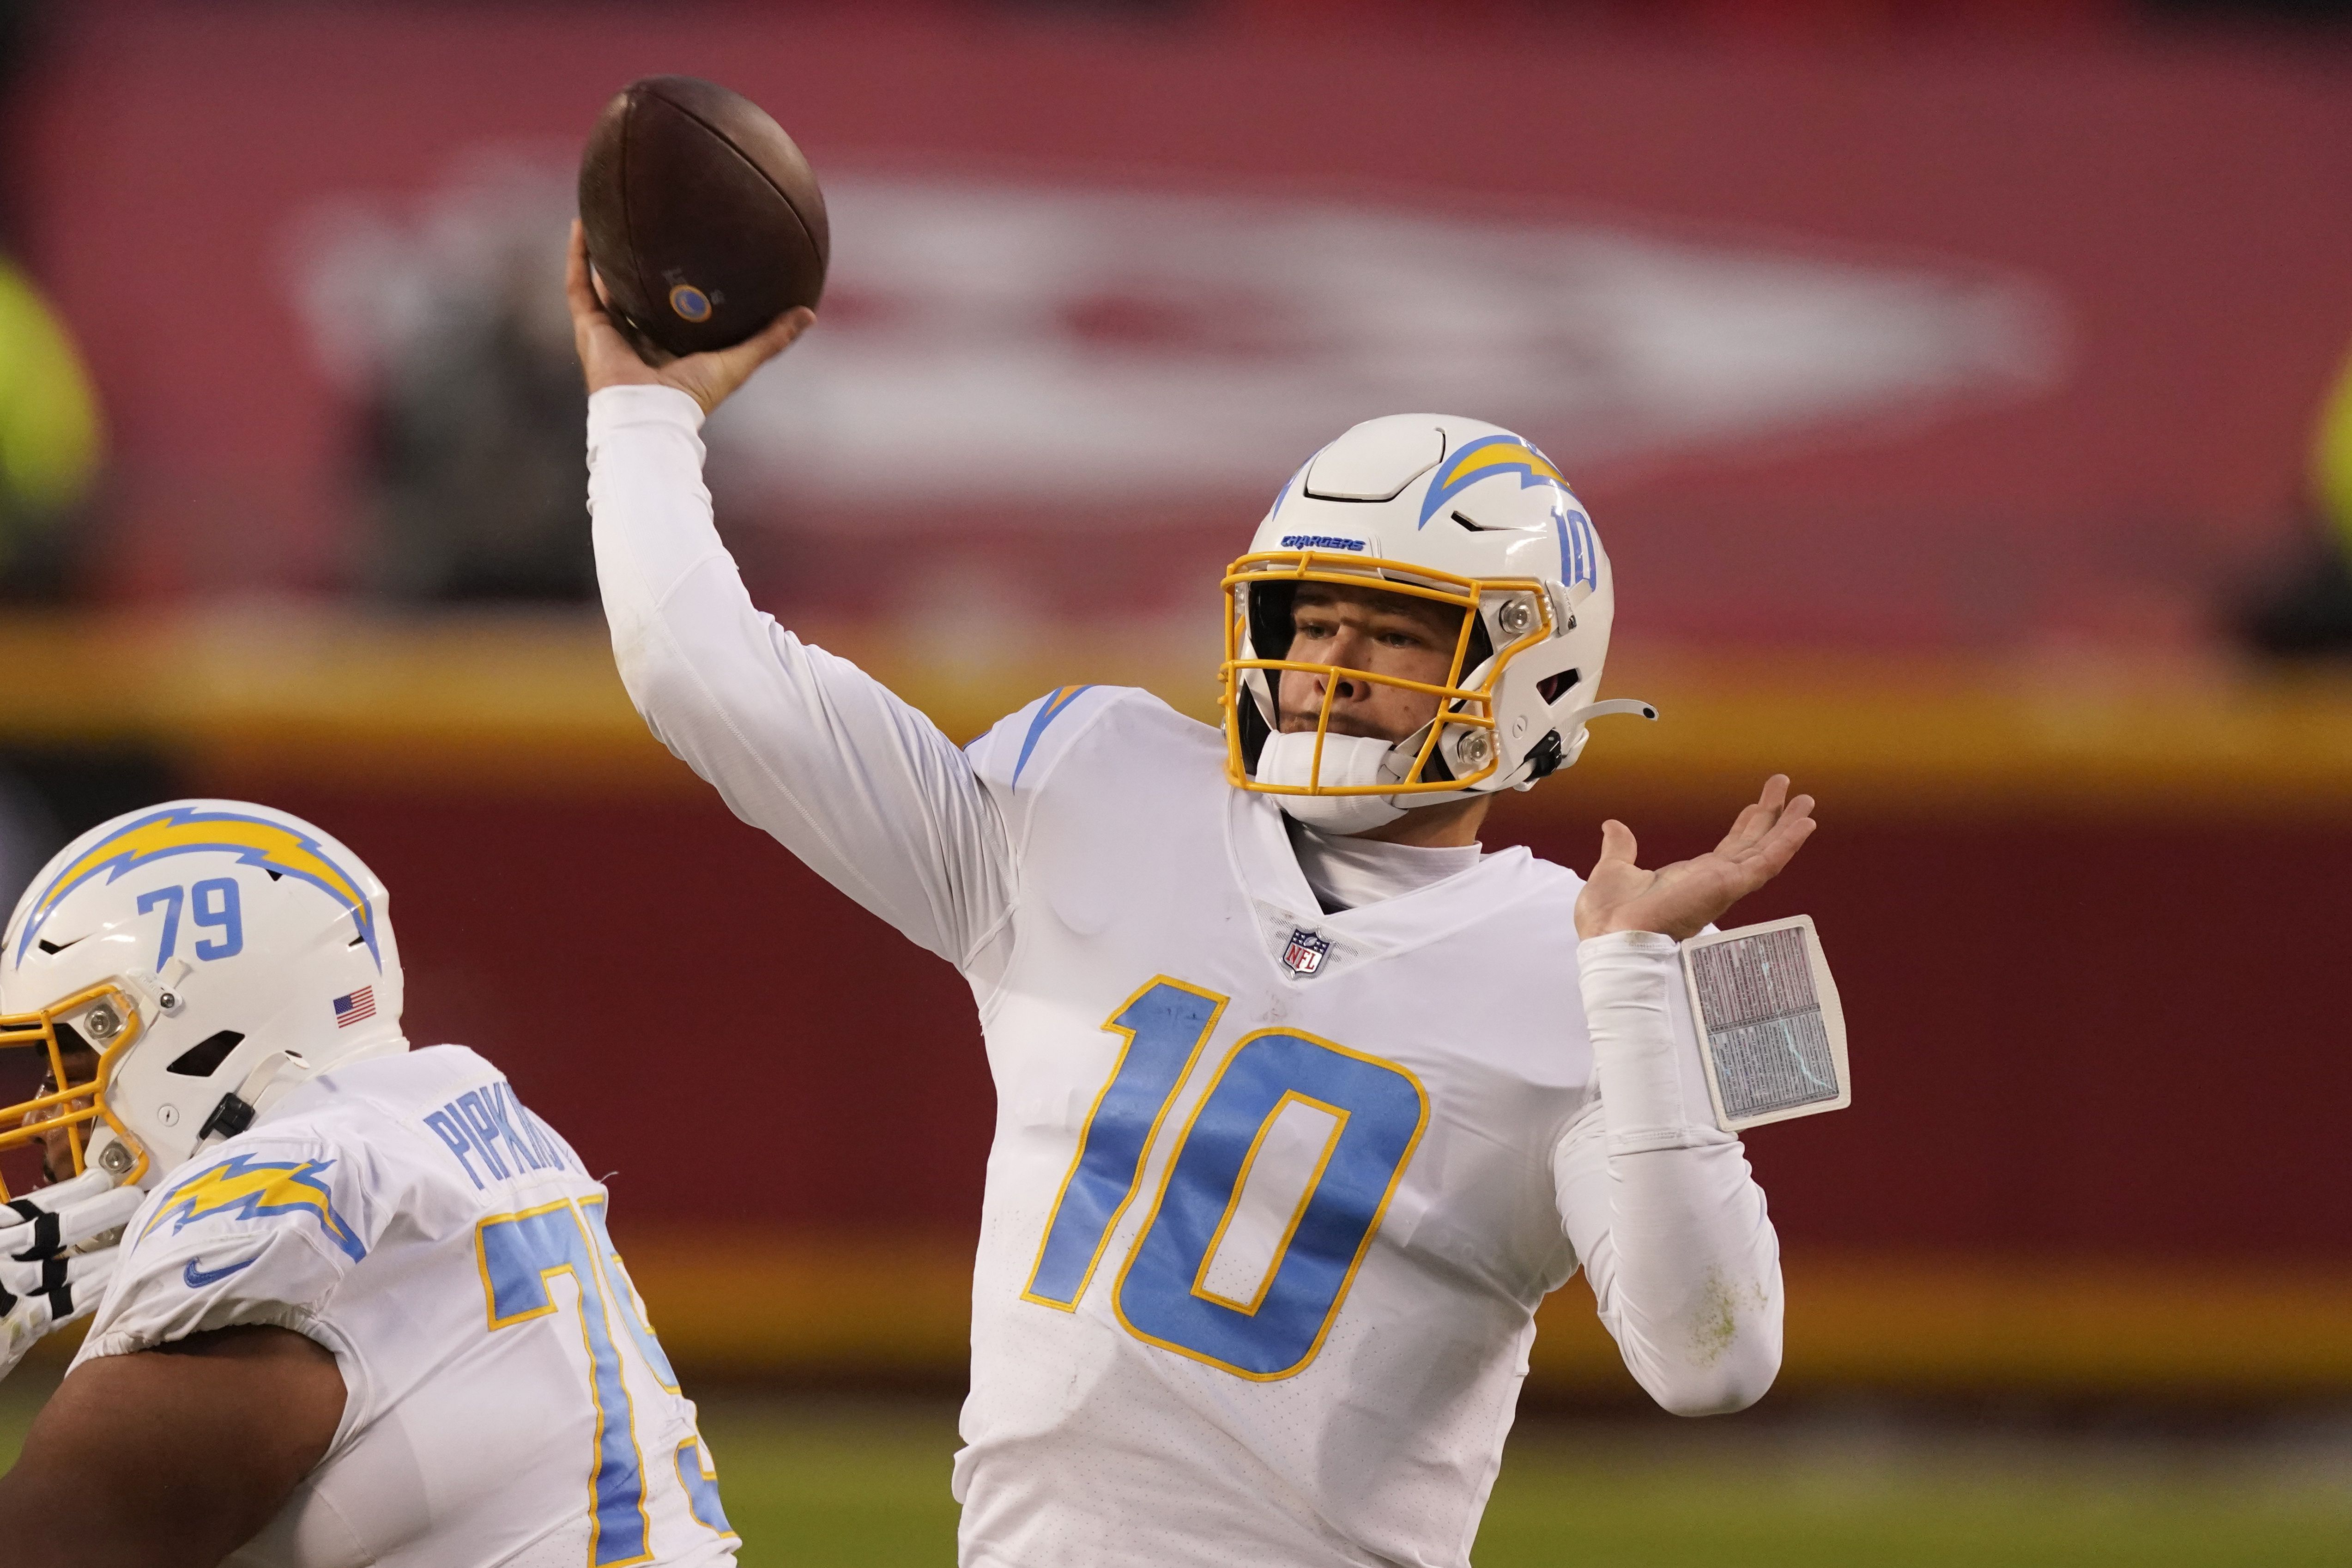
[1536,669,1580,706]
[167,1030,245,1078]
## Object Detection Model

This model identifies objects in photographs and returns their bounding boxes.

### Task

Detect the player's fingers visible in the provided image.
[717,307,816,376]
[1596,818,1638,869]
[1745,806,1818,880]
[1717,798,1776,855]
[563,220,603,323]
[1720,775,1796,856]
[1715,806,1764,856]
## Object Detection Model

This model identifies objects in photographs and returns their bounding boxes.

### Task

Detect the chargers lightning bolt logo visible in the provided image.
[142,1155,366,1264]
[15,805,380,967]
[1415,435,1571,529]
[1415,435,1597,590]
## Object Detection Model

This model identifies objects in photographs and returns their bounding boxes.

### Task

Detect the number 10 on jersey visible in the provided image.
[1022,977,1428,1381]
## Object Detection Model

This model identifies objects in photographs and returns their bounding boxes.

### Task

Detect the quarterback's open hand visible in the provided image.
[1574,775,1817,942]
[565,219,813,416]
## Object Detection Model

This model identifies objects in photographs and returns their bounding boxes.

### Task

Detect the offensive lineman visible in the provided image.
[571,219,1810,1568]
[0,800,737,1567]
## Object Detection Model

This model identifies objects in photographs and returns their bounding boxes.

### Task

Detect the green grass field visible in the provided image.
[8,1370,2348,1565]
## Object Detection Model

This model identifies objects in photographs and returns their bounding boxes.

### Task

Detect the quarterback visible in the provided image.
[0,800,737,1568]
[571,223,1810,1568]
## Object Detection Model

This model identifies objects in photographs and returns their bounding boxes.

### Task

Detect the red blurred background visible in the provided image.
[5,0,2350,1398]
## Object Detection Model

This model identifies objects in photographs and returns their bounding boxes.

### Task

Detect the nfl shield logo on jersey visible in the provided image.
[1282,926,1332,976]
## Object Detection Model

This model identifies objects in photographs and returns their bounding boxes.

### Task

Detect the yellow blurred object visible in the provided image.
[0,608,2341,821]
[603,1231,2352,1399]
[2311,342,2352,563]
[0,259,101,525]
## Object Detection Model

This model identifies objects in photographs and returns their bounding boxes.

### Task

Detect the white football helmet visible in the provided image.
[0,800,406,1195]
[1222,413,1655,833]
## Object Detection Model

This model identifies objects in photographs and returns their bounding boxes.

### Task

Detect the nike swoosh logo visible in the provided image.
[183,1255,257,1288]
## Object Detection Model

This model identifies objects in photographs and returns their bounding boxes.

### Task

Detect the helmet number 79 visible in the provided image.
[133,878,244,971]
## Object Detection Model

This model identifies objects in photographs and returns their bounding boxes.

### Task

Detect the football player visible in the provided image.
[0,799,738,1567]
[570,223,1810,1568]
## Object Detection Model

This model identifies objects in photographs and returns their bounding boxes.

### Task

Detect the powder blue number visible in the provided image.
[135,885,183,968]
[133,879,242,967]
[1115,1030,1427,1380]
[479,1198,733,1552]
[1022,977,1429,1381]
[190,877,243,959]
[579,1195,681,1392]
[476,1203,650,1565]
[673,1438,734,1539]
[1022,979,1224,1308]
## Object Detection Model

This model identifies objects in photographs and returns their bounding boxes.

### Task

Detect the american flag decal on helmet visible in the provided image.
[332,986,376,1027]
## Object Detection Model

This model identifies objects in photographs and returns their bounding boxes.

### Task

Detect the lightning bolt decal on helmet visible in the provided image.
[1221,414,1655,833]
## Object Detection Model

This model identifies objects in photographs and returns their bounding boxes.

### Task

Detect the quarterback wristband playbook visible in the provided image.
[1681,916,1850,1132]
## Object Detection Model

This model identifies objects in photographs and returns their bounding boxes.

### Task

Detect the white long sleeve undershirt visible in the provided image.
[587,383,1782,1415]
[1563,931,1783,1413]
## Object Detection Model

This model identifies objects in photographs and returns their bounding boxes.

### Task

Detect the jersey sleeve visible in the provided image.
[588,384,1015,971]
[1552,930,1784,1416]
[960,683,1127,836]
[70,1134,387,1364]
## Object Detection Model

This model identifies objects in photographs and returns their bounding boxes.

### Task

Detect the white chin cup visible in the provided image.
[1255,731,1410,835]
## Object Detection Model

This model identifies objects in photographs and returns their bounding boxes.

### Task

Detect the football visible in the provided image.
[577,75,829,360]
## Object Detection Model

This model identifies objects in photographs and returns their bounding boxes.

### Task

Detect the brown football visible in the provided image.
[578,76,828,359]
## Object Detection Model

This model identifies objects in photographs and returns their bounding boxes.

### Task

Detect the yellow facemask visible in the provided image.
[1219,549,1556,797]
[0,983,146,1199]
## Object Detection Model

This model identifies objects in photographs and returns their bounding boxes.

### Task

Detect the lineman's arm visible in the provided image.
[0,1325,344,1567]
[570,224,1016,971]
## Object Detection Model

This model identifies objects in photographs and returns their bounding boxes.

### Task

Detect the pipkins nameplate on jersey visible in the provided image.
[1680,914,1850,1132]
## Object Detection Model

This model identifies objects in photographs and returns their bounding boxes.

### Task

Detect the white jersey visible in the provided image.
[72,1045,738,1568]
[589,385,1782,1568]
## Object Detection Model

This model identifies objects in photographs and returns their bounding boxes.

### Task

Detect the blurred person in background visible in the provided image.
[0,0,98,602]
[363,217,593,602]
[2243,342,2352,654]
[0,255,99,599]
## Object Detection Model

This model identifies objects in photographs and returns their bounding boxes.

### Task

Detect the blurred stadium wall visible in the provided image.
[13,1,2352,1402]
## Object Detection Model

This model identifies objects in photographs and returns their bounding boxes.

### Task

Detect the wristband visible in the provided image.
[1681,915,1851,1131]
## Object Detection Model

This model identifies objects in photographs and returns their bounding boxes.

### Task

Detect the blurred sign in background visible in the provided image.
[2,0,2351,1562]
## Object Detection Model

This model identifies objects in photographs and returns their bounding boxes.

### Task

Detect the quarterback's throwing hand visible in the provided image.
[565,220,814,416]
[1575,775,1817,942]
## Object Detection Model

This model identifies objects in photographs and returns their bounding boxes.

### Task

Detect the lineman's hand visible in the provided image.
[565,219,814,416]
[0,1170,141,1382]
[1575,775,1816,942]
